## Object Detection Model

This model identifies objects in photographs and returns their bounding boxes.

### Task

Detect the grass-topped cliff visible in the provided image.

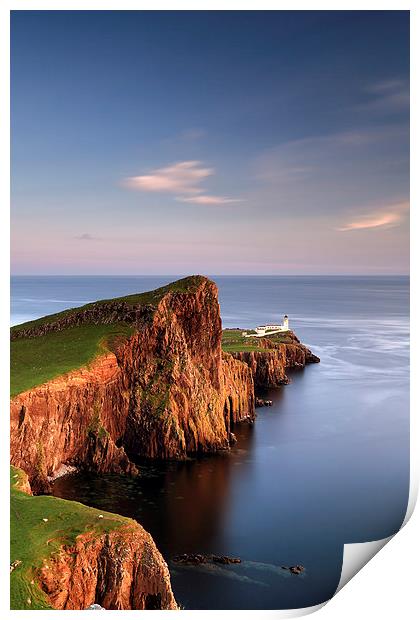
[11,274,256,494]
[10,465,131,610]
[10,276,206,397]
[222,328,295,353]
[11,275,204,338]
[10,465,177,610]
[11,324,134,397]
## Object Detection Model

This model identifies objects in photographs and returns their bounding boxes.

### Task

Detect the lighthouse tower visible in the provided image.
[283,315,289,330]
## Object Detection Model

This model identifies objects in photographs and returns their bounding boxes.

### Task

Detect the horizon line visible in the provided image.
[10,273,410,278]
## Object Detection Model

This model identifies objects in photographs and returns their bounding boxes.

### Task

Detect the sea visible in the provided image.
[10,275,410,610]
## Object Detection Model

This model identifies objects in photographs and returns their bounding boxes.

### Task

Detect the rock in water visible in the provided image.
[172,553,241,565]
[281,565,305,575]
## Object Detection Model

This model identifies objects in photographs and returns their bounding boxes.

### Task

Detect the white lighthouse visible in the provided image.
[245,314,290,337]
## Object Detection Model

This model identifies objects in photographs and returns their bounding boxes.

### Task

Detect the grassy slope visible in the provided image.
[10,466,133,610]
[10,275,204,337]
[10,276,205,398]
[11,324,133,397]
[222,329,293,353]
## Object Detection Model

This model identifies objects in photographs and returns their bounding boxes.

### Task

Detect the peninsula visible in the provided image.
[10,275,319,610]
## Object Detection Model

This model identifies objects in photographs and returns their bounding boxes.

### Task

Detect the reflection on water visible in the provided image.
[55,421,256,556]
[12,276,409,610]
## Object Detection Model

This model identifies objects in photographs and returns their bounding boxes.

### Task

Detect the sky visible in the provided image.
[11,10,410,275]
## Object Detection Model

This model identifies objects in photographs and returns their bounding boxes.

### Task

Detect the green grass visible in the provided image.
[11,323,133,397]
[109,274,206,305]
[10,466,134,610]
[222,328,293,353]
[11,275,206,338]
[10,275,208,397]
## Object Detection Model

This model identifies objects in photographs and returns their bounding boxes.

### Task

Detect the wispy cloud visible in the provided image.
[125,161,212,194]
[337,201,409,232]
[124,160,240,205]
[176,195,241,205]
[74,233,102,241]
[357,78,409,114]
[253,126,409,221]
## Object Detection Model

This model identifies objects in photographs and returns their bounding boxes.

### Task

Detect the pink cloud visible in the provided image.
[124,160,240,206]
[337,201,409,232]
[176,195,241,205]
[124,161,213,194]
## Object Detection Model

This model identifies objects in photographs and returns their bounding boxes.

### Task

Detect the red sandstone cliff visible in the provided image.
[10,277,318,492]
[38,525,177,610]
[230,333,320,388]
[11,278,254,492]
[12,474,177,610]
[10,276,319,612]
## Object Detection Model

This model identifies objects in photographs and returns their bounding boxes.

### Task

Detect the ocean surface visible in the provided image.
[11,276,410,610]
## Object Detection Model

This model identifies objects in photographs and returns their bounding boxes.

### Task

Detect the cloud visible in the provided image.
[179,128,207,141]
[357,79,409,114]
[253,126,409,219]
[368,79,407,94]
[337,201,409,232]
[124,160,240,205]
[124,161,213,194]
[75,233,102,241]
[176,195,241,205]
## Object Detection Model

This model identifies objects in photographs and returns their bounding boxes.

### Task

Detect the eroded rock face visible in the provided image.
[38,526,178,610]
[10,277,318,492]
[230,334,320,388]
[10,354,138,494]
[230,349,289,387]
[10,278,255,491]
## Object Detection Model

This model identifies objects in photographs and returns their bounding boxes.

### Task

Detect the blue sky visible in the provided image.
[11,11,409,275]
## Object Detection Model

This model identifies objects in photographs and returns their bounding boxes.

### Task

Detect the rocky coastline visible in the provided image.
[10,275,319,610]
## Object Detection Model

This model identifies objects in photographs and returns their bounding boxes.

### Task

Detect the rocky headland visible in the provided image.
[222,328,320,387]
[10,275,318,610]
[10,466,177,610]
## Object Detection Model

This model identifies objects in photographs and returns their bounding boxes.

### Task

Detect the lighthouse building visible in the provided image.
[245,315,290,337]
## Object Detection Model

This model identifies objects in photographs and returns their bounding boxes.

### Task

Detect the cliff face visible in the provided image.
[11,278,254,492]
[222,352,255,430]
[10,466,177,611]
[38,526,177,610]
[230,349,288,387]
[230,333,320,388]
[10,354,138,494]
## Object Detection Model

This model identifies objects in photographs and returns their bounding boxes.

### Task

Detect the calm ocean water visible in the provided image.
[11,276,410,610]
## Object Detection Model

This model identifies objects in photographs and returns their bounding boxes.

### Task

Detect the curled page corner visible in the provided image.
[334,479,417,598]
[334,535,393,595]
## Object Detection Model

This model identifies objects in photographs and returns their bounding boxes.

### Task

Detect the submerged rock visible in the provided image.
[255,398,273,407]
[281,565,305,575]
[173,553,241,566]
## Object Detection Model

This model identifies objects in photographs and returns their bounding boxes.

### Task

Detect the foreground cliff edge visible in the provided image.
[10,466,177,610]
[10,275,319,609]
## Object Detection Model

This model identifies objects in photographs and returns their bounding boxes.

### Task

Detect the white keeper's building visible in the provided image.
[244,315,289,338]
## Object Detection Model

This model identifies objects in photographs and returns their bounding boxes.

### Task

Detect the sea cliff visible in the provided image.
[222,329,320,387]
[10,275,319,611]
[10,466,177,610]
[11,276,255,493]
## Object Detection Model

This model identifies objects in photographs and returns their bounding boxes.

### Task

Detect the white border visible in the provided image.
[1,2,417,618]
